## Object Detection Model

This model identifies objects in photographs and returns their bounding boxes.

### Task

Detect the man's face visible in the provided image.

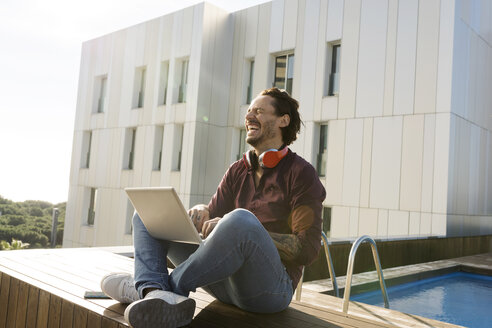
[244,95,286,149]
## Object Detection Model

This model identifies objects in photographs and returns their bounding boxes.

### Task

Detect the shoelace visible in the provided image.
[122,279,138,301]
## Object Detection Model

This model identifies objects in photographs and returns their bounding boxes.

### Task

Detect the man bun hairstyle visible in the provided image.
[260,87,302,145]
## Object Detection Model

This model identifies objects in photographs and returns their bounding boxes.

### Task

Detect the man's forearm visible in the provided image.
[268,232,301,262]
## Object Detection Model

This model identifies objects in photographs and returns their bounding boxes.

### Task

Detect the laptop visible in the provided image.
[125,187,203,245]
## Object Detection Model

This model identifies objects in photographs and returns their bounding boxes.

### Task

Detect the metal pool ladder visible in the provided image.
[295,231,339,301]
[321,231,339,297]
[342,235,389,313]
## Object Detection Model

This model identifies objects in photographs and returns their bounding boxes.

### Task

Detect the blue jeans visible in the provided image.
[133,208,293,313]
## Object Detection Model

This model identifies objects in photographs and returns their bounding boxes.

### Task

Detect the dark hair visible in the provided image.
[260,87,302,145]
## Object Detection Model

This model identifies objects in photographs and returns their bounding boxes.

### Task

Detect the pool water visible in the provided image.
[351,272,492,327]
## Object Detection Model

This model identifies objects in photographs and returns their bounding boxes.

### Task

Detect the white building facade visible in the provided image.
[63,0,492,247]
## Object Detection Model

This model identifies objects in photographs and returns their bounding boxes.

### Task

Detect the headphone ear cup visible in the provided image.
[259,147,288,168]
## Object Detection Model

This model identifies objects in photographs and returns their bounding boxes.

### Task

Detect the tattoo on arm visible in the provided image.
[268,232,302,261]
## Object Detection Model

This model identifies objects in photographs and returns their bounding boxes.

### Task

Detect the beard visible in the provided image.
[246,119,277,147]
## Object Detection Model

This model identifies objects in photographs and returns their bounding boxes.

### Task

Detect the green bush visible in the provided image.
[0,196,65,250]
[29,207,44,217]
[6,215,26,226]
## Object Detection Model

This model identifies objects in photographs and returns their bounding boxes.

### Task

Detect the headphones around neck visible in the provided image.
[243,147,289,169]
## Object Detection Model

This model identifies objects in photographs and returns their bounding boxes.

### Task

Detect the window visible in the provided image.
[158,61,169,106]
[326,44,341,96]
[80,131,92,169]
[274,53,294,95]
[172,125,184,171]
[178,59,189,103]
[322,207,331,235]
[236,129,247,160]
[123,128,137,170]
[153,126,164,171]
[246,59,255,104]
[316,124,328,176]
[125,200,134,235]
[87,188,97,226]
[132,67,146,108]
[93,75,107,113]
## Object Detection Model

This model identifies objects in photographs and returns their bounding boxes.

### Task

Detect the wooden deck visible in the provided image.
[0,248,461,328]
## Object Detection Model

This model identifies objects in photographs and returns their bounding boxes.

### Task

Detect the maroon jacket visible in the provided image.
[208,149,326,289]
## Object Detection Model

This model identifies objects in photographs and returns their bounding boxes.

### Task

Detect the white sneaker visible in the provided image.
[100,273,140,303]
[124,290,195,328]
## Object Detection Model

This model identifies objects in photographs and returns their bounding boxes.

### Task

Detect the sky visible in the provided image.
[0,0,268,204]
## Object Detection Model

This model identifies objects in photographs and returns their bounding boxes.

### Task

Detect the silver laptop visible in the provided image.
[125,187,203,245]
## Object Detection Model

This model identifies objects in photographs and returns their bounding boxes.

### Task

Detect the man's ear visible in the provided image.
[279,114,290,128]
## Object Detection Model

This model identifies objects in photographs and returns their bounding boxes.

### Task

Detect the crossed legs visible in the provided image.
[133,208,293,313]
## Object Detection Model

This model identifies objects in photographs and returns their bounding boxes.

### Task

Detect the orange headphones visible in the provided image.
[243,147,289,169]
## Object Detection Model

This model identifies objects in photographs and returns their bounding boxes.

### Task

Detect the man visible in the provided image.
[101,88,326,328]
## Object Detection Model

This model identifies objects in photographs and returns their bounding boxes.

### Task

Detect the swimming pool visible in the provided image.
[351,271,492,327]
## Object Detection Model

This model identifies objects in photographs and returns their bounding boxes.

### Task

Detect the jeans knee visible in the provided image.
[219,209,261,232]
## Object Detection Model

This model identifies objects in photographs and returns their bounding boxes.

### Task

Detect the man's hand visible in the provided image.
[202,217,221,238]
[188,204,210,232]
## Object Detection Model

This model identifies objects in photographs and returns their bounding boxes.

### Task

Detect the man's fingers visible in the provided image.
[202,221,209,237]
[203,223,212,238]
[188,205,212,232]
[202,218,220,238]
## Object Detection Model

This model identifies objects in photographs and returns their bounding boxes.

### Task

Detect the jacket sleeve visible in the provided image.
[288,164,326,266]
[208,164,236,219]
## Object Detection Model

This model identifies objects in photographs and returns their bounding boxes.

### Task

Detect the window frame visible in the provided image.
[245,59,255,104]
[326,43,341,96]
[152,126,165,171]
[316,124,328,177]
[87,188,97,226]
[132,66,147,109]
[80,131,92,169]
[178,59,189,103]
[273,53,295,95]
[158,61,170,106]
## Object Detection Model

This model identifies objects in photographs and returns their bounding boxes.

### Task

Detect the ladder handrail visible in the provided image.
[321,231,339,298]
[342,235,389,313]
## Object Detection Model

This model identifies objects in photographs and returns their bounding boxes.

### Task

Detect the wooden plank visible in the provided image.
[47,294,62,328]
[101,317,119,328]
[26,286,40,328]
[87,311,102,328]
[192,298,294,328]
[190,315,228,328]
[0,259,127,324]
[73,305,88,328]
[15,280,30,328]
[0,252,121,307]
[35,250,133,284]
[36,289,51,328]
[191,307,258,328]
[6,276,20,327]
[191,290,332,328]
[4,253,104,292]
[0,273,11,327]
[60,299,74,327]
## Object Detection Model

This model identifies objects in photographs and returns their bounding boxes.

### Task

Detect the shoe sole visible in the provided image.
[124,297,195,328]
